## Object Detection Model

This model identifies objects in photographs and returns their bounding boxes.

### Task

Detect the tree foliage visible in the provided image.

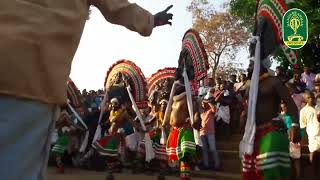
[215,61,246,80]
[229,0,320,72]
[229,0,256,28]
[188,0,250,78]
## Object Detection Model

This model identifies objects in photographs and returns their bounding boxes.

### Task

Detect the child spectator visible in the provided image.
[280,102,303,179]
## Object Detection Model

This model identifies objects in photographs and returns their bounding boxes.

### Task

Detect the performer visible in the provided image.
[240,1,301,179]
[92,97,133,174]
[98,60,149,179]
[163,29,209,180]
[146,92,169,174]
[166,89,201,180]
[241,61,300,180]
[51,110,84,173]
[51,111,71,173]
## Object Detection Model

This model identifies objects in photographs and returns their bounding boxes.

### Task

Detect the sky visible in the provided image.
[70,0,249,91]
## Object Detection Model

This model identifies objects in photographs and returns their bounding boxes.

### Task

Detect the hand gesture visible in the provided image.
[154,5,173,27]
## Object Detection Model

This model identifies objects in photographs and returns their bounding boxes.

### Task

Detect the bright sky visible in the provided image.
[70,0,249,91]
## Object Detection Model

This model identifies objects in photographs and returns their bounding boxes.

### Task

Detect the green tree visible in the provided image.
[188,0,250,79]
[229,0,320,72]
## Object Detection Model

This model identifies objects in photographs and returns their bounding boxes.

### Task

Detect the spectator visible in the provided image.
[214,83,231,139]
[229,74,237,85]
[95,95,102,109]
[286,83,305,111]
[289,73,306,93]
[214,77,222,91]
[300,91,320,179]
[314,73,320,98]
[301,66,316,91]
[226,80,239,132]
[200,93,220,170]
[275,66,288,84]
[234,74,248,100]
[82,89,88,96]
[234,74,248,132]
[280,102,302,180]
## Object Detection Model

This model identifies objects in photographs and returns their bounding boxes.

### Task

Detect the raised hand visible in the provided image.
[154,5,173,27]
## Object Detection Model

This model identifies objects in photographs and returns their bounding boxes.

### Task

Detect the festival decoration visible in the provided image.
[67,78,82,108]
[147,67,176,96]
[257,0,299,64]
[105,60,148,109]
[181,29,209,95]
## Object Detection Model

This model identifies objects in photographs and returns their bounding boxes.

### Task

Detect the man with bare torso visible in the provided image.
[166,85,201,180]
[169,91,201,129]
[242,63,300,180]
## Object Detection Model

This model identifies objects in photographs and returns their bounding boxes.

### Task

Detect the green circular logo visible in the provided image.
[282,8,308,49]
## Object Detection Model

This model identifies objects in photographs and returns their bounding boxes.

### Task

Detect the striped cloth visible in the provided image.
[242,124,291,180]
[51,134,69,155]
[166,127,196,161]
[138,129,167,161]
[92,135,122,157]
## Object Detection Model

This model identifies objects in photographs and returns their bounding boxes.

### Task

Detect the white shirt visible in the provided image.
[300,105,320,152]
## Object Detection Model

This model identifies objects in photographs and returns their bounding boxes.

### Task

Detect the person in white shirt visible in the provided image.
[301,66,316,91]
[300,91,320,178]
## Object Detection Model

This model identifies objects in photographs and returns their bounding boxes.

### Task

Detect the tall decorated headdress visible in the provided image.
[147,67,176,96]
[104,60,148,109]
[181,29,209,95]
[67,78,83,108]
[256,0,299,64]
[147,67,176,106]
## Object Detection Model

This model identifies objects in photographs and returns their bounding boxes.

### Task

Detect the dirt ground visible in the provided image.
[47,167,213,180]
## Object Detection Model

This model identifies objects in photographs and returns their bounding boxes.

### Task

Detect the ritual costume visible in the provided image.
[150,107,168,162]
[137,104,171,177]
[241,71,293,180]
[240,1,300,179]
[141,68,176,165]
[92,98,133,172]
[51,110,73,173]
[165,29,209,179]
[166,93,198,180]
[90,60,149,178]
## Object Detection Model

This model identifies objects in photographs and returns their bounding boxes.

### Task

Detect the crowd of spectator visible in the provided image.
[51,65,319,178]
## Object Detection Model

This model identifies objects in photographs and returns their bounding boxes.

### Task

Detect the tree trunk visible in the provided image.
[211,53,221,85]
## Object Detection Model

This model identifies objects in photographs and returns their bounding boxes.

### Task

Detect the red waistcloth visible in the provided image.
[167,127,179,161]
